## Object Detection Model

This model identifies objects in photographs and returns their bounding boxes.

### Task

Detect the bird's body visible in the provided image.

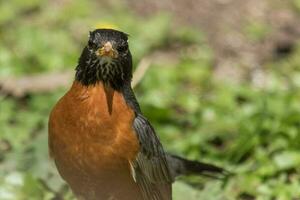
[49,81,145,199]
[49,29,227,200]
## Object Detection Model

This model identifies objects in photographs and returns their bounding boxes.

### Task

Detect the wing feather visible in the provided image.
[122,83,172,199]
[132,114,173,200]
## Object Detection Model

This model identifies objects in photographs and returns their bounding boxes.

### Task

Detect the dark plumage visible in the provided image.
[75,29,132,89]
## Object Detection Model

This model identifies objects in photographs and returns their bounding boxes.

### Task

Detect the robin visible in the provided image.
[48,29,228,200]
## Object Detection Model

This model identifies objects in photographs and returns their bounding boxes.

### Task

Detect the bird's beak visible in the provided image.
[97,41,117,58]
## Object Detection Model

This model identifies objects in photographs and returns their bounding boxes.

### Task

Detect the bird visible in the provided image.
[48,29,229,200]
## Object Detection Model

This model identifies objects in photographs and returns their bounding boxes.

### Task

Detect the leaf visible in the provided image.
[273,151,300,170]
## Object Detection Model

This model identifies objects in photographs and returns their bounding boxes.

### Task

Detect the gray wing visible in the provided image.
[132,114,173,200]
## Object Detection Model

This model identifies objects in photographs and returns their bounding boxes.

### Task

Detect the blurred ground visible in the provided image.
[1,0,300,200]
[127,0,300,83]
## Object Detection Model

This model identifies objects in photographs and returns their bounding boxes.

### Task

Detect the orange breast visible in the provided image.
[48,81,142,200]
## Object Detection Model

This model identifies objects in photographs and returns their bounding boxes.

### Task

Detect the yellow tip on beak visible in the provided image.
[97,42,117,58]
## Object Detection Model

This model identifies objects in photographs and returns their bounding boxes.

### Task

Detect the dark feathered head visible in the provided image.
[75,29,132,89]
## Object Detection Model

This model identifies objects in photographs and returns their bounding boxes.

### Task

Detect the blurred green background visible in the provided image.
[1,0,300,199]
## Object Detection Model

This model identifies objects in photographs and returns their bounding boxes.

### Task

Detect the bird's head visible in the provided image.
[75,29,132,89]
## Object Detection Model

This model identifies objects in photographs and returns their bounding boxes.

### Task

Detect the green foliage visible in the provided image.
[1,1,300,200]
[293,0,300,12]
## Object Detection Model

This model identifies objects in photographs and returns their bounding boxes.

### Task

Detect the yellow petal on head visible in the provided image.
[94,22,118,30]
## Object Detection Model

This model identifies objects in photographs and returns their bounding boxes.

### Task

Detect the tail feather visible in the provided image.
[166,154,231,181]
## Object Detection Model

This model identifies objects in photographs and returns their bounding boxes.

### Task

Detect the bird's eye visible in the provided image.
[117,44,128,52]
[88,39,97,50]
